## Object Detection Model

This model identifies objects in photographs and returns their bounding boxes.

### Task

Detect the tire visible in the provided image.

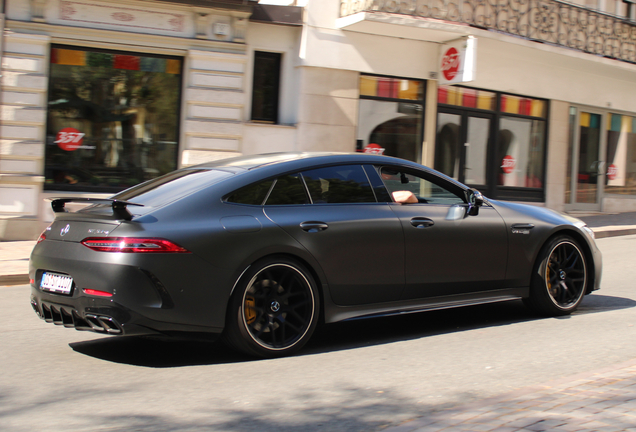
[224,257,320,358]
[523,235,588,316]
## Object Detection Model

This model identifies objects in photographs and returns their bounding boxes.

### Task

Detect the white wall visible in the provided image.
[240,22,303,154]
[244,22,302,125]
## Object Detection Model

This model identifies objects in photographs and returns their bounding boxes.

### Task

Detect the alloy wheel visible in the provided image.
[545,240,587,309]
[241,264,315,351]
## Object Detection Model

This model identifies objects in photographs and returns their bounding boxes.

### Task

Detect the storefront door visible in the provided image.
[567,109,606,211]
[435,108,494,193]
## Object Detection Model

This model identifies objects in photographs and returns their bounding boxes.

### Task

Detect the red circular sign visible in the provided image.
[55,127,85,151]
[607,164,618,181]
[501,155,515,174]
[363,143,385,155]
[441,47,460,81]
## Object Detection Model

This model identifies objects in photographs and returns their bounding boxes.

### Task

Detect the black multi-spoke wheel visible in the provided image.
[225,257,319,357]
[524,236,588,316]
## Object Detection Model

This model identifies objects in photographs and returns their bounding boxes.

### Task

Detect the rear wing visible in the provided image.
[49,198,144,221]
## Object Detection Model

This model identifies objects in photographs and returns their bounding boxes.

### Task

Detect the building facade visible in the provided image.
[2,0,636,240]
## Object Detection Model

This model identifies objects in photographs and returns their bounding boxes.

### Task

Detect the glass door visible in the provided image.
[435,108,492,191]
[567,109,606,211]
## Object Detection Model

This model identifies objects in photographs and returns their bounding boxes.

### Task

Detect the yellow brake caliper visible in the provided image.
[245,296,256,324]
[546,263,556,296]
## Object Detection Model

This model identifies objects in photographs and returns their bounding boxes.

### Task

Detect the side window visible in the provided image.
[226,180,274,205]
[380,167,465,205]
[265,174,309,205]
[301,165,376,204]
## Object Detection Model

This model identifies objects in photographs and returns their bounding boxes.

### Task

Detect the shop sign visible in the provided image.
[607,164,618,181]
[439,36,477,85]
[364,143,385,154]
[55,127,86,151]
[501,155,515,174]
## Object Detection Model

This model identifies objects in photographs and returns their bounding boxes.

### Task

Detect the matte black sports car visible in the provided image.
[30,153,602,357]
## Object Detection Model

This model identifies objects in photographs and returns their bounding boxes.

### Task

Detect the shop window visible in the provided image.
[45,46,182,192]
[251,51,281,123]
[437,86,547,200]
[358,75,425,162]
[497,118,545,188]
[606,113,636,195]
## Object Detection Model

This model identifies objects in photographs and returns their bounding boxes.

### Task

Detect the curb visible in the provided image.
[593,227,636,238]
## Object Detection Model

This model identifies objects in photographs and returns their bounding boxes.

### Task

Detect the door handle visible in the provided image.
[511,223,535,230]
[410,217,434,228]
[300,221,329,233]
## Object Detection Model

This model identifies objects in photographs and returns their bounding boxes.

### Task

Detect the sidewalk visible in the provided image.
[384,358,636,431]
[1,212,635,287]
[0,240,35,286]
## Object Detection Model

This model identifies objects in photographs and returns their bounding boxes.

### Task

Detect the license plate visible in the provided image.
[40,272,74,295]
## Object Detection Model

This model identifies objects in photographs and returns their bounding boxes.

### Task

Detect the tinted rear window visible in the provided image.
[227,180,274,205]
[266,174,309,205]
[111,169,233,207]
[302,165,376,204]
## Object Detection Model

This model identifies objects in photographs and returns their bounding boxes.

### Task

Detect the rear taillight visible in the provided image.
[37,224,52,243]
[80,237,190,253]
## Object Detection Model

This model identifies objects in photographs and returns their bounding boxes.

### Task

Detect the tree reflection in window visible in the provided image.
[46,46,182,192]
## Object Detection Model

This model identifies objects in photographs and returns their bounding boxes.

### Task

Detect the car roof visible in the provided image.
[189,152,345,171]
[188,152,421,172]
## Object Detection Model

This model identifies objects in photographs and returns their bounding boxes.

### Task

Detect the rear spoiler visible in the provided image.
[49,198,144,221]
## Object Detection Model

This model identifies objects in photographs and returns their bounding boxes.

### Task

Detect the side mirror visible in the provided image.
[466,188,484,216]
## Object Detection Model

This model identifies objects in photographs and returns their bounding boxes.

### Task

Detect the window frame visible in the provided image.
[374,165,469,206]
[225,164,389,206]
[250,51,282,124]
[437,84,550,202]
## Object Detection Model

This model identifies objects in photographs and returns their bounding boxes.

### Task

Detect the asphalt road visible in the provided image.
[1,235,635,432]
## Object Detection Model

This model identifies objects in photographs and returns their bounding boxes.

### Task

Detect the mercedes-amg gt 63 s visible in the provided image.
[30,153,602,357]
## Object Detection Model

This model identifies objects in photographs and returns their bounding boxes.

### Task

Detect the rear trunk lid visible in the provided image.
[45,217,120,243]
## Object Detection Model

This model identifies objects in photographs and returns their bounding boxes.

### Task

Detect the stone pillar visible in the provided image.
[545,100,569,212]
[296,67,359,152]
[0,32,50,240]
[181,50,247,166]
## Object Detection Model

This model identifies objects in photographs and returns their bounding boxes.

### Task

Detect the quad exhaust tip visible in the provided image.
[33,300,122,335]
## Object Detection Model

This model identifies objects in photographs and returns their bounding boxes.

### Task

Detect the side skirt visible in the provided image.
[324,287,529,324]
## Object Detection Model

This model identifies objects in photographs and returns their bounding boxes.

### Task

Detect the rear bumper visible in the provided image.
[29,238,231,336]
[30,290,222,337]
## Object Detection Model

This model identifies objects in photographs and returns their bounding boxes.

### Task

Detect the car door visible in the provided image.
[263,164,405,306]
[375,165,509,300]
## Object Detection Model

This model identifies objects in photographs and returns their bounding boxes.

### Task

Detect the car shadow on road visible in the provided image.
[69,336,253,367]
[69,294,635,367]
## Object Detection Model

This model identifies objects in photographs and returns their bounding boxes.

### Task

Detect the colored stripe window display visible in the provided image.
[51,48,181,75]
[501,94,546,118]
[359,75,423,100]
[438,85,496,111]
[580,112,600,129]
[51,48,86,66]
[114,55,140,71]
